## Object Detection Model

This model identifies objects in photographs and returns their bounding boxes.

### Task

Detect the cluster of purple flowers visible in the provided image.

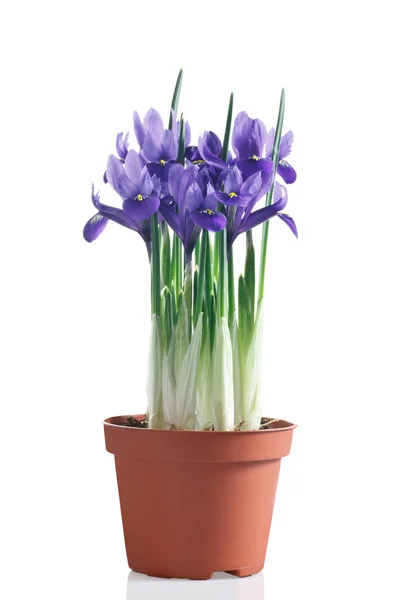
[84,108,297,254]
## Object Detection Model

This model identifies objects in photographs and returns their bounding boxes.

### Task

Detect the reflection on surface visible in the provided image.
[127,569,264,600]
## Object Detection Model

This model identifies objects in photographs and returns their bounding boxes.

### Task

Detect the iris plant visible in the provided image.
[84,70,298,431]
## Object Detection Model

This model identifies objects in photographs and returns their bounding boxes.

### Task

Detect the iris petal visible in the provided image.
[277,213,298,237]
[138,167,156,197]
[158,201,181,237]
[186,182,204,212]
[161,130,178,161]
[116,132,129,160]
[147,161,171,183]
[83,213,108,242]
[168,163,184,199]
[190,209,227,232]
[277,160,297,184]
[106,155,137,199]
[143,134,162,163]
[198,132,226,171]
[236,157,273,179]
[214,191,247,207]
[124,150,144,183]
[133,111,145,148]
[224,166,243,195]
[123,194,160,220]
[238,185,288,234]
[248,118,267,158]
[240,171,262,200]
[279,131,294,159]
[232,111,252,159]
[143,108,164,143]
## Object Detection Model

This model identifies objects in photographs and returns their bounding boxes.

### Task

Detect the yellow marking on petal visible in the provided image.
[228,192,237,198]
[91,214,103,224]
[160,159,166,166]
[192,159,205,165]
[251,155,260,161]
[204,209,214,215]
[137,194,143,201]
[279,211,291,218]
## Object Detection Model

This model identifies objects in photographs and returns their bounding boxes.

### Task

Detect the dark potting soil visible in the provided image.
[121,416,276,430]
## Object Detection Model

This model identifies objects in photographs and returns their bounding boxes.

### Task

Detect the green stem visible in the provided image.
[218,228,227,318]
[228,249,235,321]
[212,234,219,281]
[172,234,182,292]
[177,239,182,292]
[258,88,286,304]
[161,221,171,289]
[194,238,200,266]
[194,231,208,326]
[216,92,234,320]
[151,214,161,317]
[244,230,255,321]
[184,253,193,339]
[168,69,183,130]
[204,231,212,319]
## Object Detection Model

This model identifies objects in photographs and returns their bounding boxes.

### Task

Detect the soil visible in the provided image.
[121,416,277,430]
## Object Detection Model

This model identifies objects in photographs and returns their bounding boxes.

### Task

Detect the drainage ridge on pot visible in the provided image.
[104,414,296,580]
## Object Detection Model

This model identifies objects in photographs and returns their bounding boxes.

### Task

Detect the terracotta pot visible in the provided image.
[104,414,296,580]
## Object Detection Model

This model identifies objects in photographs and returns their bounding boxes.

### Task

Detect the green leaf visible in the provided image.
[238,274,252,351]
[147,315,163,428]
[178,114,186,165]
[194,238,200,266]
[244,230,255,322]
[183,258,193,339]
[151,214,161,317]
[193,266,199,325]
[212,233,219,281]
[228,249,235,321]
[172,233,182,292]
[209,293,216,350]
[210,317,234,430]
[221,92,234,162]
[258,88,286,303]
[204,231,212,318]
[161,221,171,289]
[194,231,208,327]
[161,286,172,350]
[175,314,203,430]
[171,280,178,326]
[218,229,228,318]
[168,69,183,130]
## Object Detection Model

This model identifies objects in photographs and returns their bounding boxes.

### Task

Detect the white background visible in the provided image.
[1,1,399,598]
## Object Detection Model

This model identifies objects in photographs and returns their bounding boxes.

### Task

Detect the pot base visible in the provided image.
[129,563,263,580]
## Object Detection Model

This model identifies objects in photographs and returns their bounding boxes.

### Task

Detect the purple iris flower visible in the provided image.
[197,131,233,173]
[228,182,297,246]
[83,185,154,257]
[232,111,297,184]
[232,111,274,180]
[214,166,272,207]
[106,150,161,221]
[116,131,129,160]
[133,108,190,183]
[158,163,226,255]
[185,181,226,231]
[267,129,297,184]
[103,131,130,183]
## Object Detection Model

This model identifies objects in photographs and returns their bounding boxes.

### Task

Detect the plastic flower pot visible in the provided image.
[104,414,296,580]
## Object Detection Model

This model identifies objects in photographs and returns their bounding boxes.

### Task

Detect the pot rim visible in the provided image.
[103,415,297,433]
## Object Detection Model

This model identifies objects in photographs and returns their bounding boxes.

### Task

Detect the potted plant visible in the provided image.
[84,70,298,580]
